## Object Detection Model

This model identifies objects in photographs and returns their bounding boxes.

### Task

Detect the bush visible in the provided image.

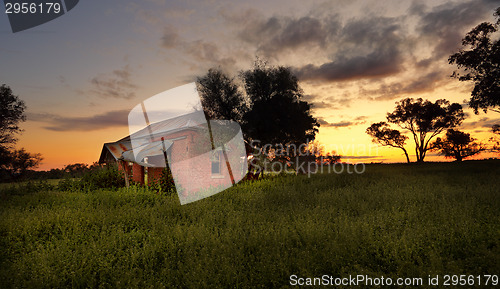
[82,164,125,189]
[148,167,176,195]
[58,164,125,192]
[57,178,83,192]
[0,180,55,196]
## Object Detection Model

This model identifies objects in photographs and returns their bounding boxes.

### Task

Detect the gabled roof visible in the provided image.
[99,111,206,164]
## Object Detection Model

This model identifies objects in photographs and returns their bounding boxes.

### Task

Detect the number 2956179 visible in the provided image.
[5,2,62,14]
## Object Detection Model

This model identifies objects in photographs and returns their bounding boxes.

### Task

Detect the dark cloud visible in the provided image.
[296,46,403,81]
[460,117,500,131]
[294,16,404,82]
[28,110,129,131]
[258,16,337,55]
[270,16,329,49]
[160,28,237,69]
[184,40,238,69]
[319,116,367,128]
[329,97,354,109]
[340,16,401,49]
[238,16,283,44]
[161,26,181,48]
[234,12,404,81]
[354,116,367,121]
[342,155,384,160]
[317,118,331,125]
[306,93,354,110]
[159,1,497,88]
[227,1,494,85]
[232,12,340,57]
[311,101,333,109]
[417,0,496,60]
[365,70,446,101]
[90,66,138,99]
[218,8,262,28]
[326,121,353,128]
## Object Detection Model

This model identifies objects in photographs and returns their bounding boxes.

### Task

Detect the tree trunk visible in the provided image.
[416,147,425,163]
[402,148,410,163]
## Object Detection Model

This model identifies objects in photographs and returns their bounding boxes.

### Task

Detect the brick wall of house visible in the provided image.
[117,161,131,176]
[148,167,163,185]
[168,130,233,197]
[132,163,144,184]
[116,128,237,196]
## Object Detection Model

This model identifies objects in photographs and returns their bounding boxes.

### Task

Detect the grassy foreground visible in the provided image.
[0,161,499,288]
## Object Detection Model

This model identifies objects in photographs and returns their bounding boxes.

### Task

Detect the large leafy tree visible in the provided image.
[196,68,247,122]
[366,122,410,163]
[449,7,500,114]
[0,84,43,179]
[386,98,464,162]
[0,84,26,147]
[431,129,484,162]
[4,148,43,177]
[240,61,320,155]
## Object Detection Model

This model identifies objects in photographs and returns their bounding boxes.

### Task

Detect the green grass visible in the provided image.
[0,178,61,189]
[0,160,498,288]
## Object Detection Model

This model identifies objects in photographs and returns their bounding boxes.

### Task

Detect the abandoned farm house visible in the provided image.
[98,111,247,201]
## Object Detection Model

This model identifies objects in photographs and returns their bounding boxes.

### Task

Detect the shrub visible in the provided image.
[81,164,125,189]
[0,180,55,196]
[58,164,125,192]
[148,167,176,195]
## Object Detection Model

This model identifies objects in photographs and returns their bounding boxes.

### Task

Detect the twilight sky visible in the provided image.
[1,0,499,169]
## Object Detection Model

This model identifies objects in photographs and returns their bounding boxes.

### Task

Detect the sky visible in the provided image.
[1,0,499,170]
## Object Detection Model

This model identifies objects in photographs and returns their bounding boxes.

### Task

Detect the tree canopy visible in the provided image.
[240,62,319,152]
[431,129,484,162]
[367,98,464,163]
[387,98,464,162]
[0,84,26,148]
[0,84,43,180]
[196,62,320,156]
[3,148,43,177]
[449,7,500,114]
[196,68,247,123]
[366,122,410,163]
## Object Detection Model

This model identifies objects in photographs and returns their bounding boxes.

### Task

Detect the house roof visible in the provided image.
[99,111,206,164]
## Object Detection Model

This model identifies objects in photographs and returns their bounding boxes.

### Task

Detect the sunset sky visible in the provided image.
[1,0,499,170]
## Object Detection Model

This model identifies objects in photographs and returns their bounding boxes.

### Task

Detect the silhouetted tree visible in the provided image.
[3,148,43,178]
[0,84,43,180]
[366,122,410,163]
[449,7,500,114]
[196,68,247,122]
[241,61,319,156]
[494,124,500,134]
[490,124,500,152]
[0,84,26,148]
[64,163,90,177]
[302,140,341,164]
[431,129,484,161]
[386,98,464,162]
[0,145,10,171]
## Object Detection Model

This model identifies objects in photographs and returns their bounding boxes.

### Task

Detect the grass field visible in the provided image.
[0,178,61,189]
[0,161,499,288]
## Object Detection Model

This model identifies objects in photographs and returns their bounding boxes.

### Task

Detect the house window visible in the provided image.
[211,150,222,175]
